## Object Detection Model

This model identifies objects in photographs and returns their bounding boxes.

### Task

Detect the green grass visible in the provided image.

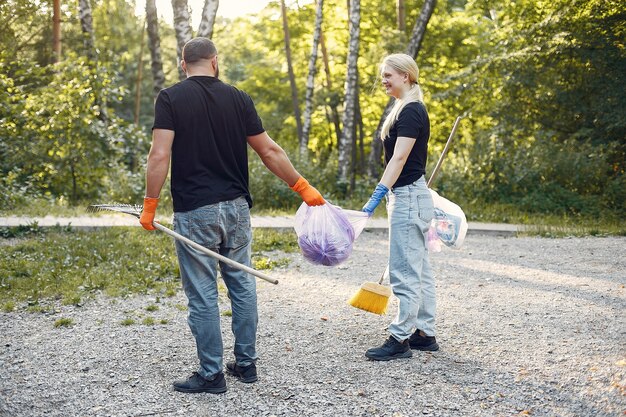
[252,256,290,270]
[120,318,135,326]
[0,227,180,307]
[0,226,301,309]
[252,228,299,252]
[53,318,74,328]
[463,201,626,235]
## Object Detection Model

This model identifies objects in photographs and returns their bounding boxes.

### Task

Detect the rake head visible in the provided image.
[88,203,143,218]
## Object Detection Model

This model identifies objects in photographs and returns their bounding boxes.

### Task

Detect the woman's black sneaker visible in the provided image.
[172,372,227,394]
[226,362,258,383]
[408,330,439,351]
[365,336,413,361]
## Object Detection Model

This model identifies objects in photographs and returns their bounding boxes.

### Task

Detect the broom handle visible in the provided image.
[378,268,388,285]
[152,222,279,285]
[427,116,462,188]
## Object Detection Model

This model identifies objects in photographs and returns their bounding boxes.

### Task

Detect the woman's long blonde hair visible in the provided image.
[380,54,424,140]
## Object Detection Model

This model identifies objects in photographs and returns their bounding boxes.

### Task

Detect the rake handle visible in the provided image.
[152,222,279,285]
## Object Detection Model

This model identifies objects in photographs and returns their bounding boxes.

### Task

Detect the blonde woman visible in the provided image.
[362,53,438,360]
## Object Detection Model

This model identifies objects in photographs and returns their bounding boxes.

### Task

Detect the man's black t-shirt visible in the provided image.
[383,101,430,189]
[153,76,264,212]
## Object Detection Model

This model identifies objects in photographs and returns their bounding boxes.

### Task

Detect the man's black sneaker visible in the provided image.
[365,336,413,361]
[226,362,258,383]
[408,330,439,351]
[172,372,227,394]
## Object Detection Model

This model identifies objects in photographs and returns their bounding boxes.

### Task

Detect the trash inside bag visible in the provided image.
[427,223,442,253]
[294,203,369,266]
[428,189,468,249]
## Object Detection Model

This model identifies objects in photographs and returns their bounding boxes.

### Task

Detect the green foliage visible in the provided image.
[1,0,623,219]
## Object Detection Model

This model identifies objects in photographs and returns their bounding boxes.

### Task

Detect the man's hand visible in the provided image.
[290,177,325,206]
[139,197,159,230]
[362,183,389,216]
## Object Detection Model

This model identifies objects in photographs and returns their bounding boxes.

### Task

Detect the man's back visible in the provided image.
[153,76,265,212]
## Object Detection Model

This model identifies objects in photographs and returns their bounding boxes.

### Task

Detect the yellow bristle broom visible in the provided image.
[348,116,462,314]
[348,268,391,315]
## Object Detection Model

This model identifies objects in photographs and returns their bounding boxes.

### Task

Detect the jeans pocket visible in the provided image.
[417,193,434,223]
[189,206,220,248]
[233,199,251,248]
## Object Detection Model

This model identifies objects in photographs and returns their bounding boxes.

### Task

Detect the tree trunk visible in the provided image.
[406,0,437,58]
[301,0,324,158]
[338,0,360,183]
[52,0,61,63]
[397,0,406,32]
[319,31,341,145]
[146,0,166,98]
[134,20,145,127]
[78,0,96,60]
[172,0,193,80]
[197,0,219,39]
[367,0,436,178]
[280,0,303,144]
[79,0,108,122]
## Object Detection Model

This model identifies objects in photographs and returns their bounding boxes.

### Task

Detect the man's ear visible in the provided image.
[181,60,187,73]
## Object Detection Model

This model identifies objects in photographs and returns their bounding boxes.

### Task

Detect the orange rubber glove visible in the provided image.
[290,176,325,206]
[139,197,159,231]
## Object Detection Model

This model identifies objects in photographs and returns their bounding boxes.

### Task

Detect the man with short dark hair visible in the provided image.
[140,37,324,394]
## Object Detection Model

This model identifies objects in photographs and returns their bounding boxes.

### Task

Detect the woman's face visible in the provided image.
[381,65,409,99]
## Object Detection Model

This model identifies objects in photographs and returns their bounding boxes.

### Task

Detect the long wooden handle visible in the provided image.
[152,222,279,285]
[427,116,462,188]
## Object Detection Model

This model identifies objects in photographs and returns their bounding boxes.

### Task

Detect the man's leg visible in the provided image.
[173,208,224,381]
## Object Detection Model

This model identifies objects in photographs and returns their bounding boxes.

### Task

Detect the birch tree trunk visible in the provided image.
[172,0,193,80]
[338,0,360,183]
[320,31,341,145]
[52,0,61,63]
[146,0,166,97]
[280,0,303,144]
[78,0,95,60]
[197,0,219,39]
[367,0,436,178]
[79,0,108,122]
[301,0,324,157]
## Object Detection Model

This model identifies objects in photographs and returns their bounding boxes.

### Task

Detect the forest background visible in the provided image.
[1,0,624,228]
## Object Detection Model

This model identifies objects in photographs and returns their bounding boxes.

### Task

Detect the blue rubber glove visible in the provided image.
[362,183,389,216]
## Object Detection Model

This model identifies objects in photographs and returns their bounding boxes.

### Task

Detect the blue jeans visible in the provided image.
[173,196,258,380]
[387,176,436,340]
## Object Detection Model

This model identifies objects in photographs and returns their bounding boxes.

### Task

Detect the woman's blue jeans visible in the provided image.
[173,196,258,380]
[387,176,436,340]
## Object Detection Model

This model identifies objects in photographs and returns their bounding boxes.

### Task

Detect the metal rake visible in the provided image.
[88,204,279,285]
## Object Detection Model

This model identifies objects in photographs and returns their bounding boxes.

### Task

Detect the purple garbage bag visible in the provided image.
[294,203,367,266]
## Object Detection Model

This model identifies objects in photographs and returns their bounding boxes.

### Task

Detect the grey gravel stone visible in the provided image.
[1,233,624,416]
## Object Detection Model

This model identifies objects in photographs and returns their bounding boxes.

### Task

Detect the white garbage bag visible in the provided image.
[428,189,468,250]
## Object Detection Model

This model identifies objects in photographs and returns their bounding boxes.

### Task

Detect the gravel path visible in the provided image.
[1,232,625,417]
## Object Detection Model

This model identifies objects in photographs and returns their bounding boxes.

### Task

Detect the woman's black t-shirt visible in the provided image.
[152,76,264,212]
[383,101,430,189]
